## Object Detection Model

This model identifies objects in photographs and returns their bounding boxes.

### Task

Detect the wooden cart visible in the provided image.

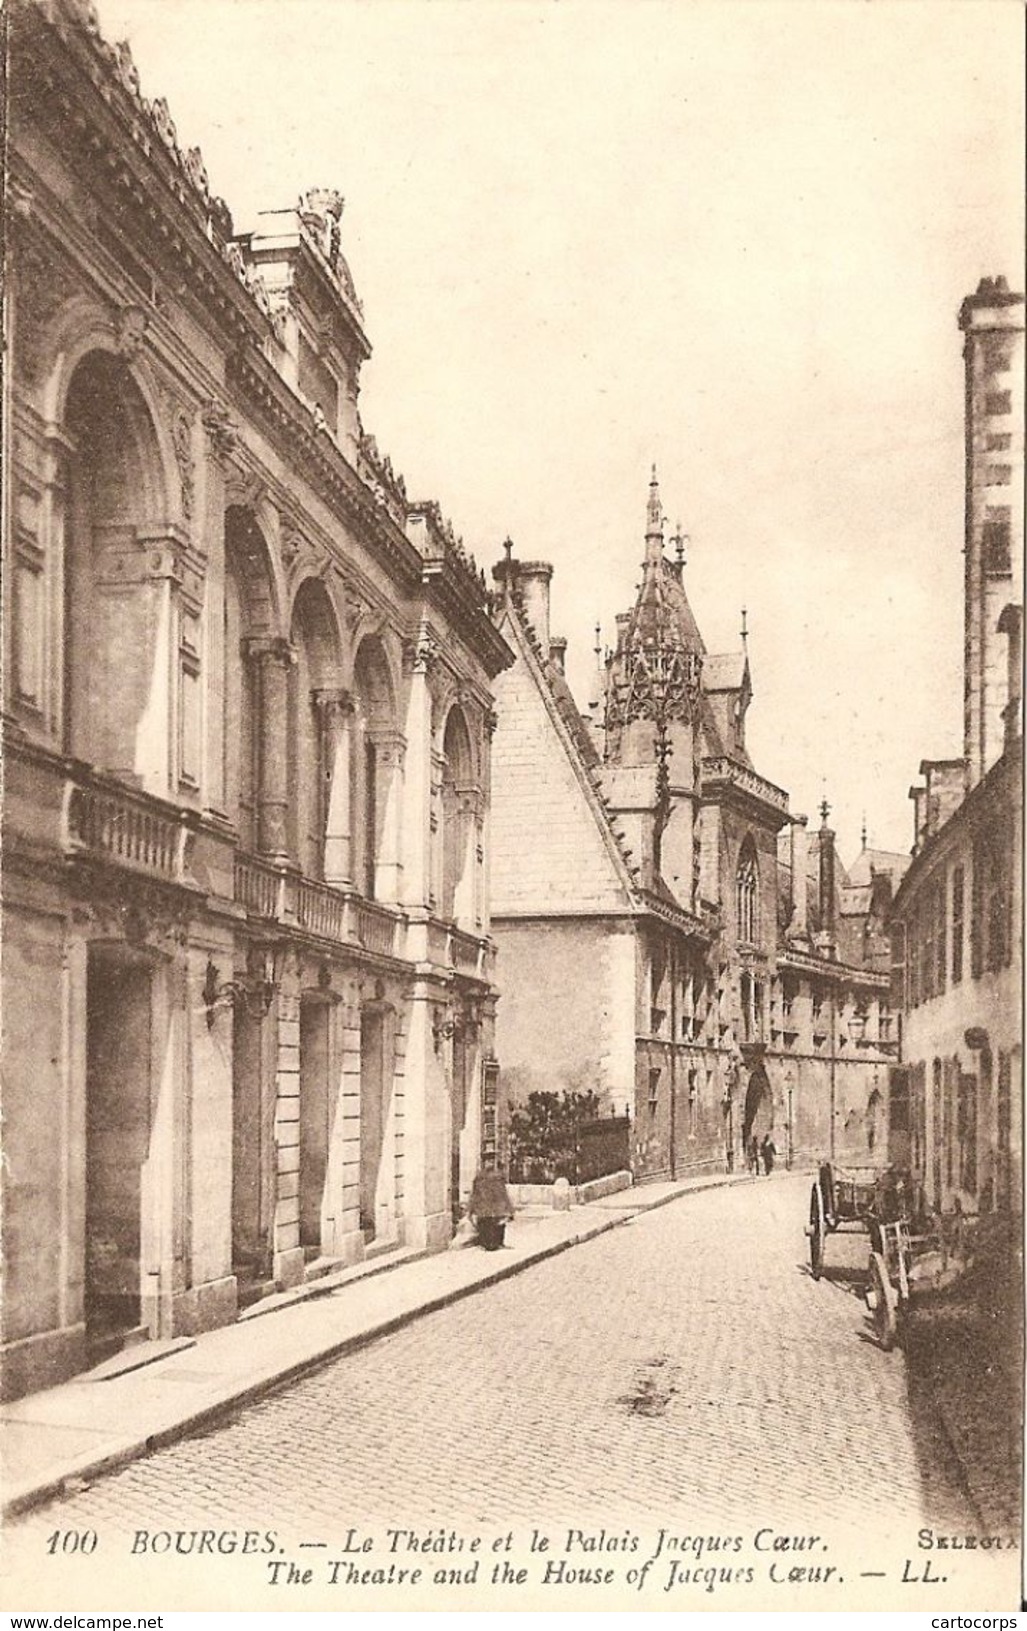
[805,1161,913,1281]
[865,1208,978,1351]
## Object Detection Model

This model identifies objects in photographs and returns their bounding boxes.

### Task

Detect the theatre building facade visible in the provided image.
[2,0,511,1398]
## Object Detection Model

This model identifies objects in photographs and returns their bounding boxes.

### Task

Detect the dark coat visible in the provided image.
[469,1171,513,1220]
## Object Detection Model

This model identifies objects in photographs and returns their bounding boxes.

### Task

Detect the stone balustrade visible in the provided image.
[63,772,195,883]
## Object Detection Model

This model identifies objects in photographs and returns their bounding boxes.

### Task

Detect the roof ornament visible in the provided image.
[503,536,514,565]
[644,464,664,566]
[819,795,831,828]
[740,606,748,647]
[594,620,602,658]
[861,812,868,851]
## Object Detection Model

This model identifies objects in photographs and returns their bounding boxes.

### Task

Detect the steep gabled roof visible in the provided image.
[491,595,642,913]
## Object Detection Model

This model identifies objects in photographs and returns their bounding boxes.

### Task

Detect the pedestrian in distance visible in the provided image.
[468,1153,514,1250]
[748,1134,761,1176]
[760,1132,777,1176]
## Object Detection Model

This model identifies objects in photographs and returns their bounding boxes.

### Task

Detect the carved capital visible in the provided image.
[313,686,355,725]
[244,635,296,671]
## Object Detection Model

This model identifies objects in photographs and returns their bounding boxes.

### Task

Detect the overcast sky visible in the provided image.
[93,0,1025,860]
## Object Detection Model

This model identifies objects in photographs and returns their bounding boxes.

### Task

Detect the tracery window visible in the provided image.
[736,838,759,945]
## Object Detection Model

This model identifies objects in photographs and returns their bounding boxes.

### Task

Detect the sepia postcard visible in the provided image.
[1,0,1024,1613]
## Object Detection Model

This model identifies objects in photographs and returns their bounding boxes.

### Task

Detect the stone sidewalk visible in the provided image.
[2,1170,751,1518]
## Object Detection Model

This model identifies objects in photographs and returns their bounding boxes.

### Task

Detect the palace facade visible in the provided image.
[489,484,900,1180]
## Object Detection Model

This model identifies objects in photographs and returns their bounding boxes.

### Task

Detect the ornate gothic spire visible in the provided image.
[644,465,664,568]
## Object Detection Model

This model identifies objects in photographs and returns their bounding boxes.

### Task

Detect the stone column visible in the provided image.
[199,408,236,818]
[246,637,294,862]
[372,730,406,904]
[401,635,435,910]
[429,749,446,913]
[315,687,354,886]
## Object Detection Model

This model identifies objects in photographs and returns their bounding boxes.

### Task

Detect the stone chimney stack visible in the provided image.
[492,547,553,663]
[788,815,809,938]
[514,562,552,662]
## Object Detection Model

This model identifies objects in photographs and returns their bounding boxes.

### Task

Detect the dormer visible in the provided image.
[704,651,752,760]
[241,189,371,459]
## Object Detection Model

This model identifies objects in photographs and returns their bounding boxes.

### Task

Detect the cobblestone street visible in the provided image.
[4,1176,1018,1608]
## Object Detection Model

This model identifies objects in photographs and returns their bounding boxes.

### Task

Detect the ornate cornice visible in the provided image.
[13,1,280,355]
[227,344,423,593]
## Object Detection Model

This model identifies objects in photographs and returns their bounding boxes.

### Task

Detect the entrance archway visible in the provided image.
[85,946,153,1357]
[742,1065,772,1153]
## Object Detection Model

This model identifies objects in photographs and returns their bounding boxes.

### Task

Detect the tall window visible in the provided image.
[736,838,758,945]
[951,863,965,985]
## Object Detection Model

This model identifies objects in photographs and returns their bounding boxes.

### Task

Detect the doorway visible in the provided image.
[742,1067,772,1154]
[85,948,152,1355]
[450,1026,469,1226]
[359,1008,390,1241]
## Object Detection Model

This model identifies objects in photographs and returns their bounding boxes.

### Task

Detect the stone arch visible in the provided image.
[351,634,402,900]
[223,507,281,848]
[742,1063,772,1153]
[47,315,179,523]
[440,701,477,926]
[289,577,344,878]
[61,348,176,789]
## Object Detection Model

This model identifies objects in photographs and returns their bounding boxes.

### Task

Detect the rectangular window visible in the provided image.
[985,390,1012,415]
[986,433,1012,452]
[13,555,45,708]
[957,1072,977,1195]
[178,610,202,790]
[951,863,964,984]
[648,1068,661,1115]
[298,332,339,428]
[988,465,1012,487]
[935,878,947,996]
[970,839,984,979]
[996,1053,1012,1210]
[942,1059,955,1189]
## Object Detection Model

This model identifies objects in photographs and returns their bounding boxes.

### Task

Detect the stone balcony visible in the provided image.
[62,767,199,886]
[234,854,407,960]
[701,755,790,821]
[234,854,493,980]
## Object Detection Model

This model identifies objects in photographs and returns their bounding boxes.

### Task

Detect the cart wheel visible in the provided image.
[809,1183,826,1280]
[869,1251,898,1351]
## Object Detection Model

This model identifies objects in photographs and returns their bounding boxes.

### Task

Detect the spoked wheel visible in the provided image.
[808,1183,826,1280]
[868,1250,899,1351]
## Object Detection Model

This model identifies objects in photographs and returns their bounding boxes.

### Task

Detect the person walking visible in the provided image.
[760,1132,777,1176]
[468,1154,514,1250]
[748,1134,761,1176]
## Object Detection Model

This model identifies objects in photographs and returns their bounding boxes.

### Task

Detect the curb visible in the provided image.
[4,1175,750,1519]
